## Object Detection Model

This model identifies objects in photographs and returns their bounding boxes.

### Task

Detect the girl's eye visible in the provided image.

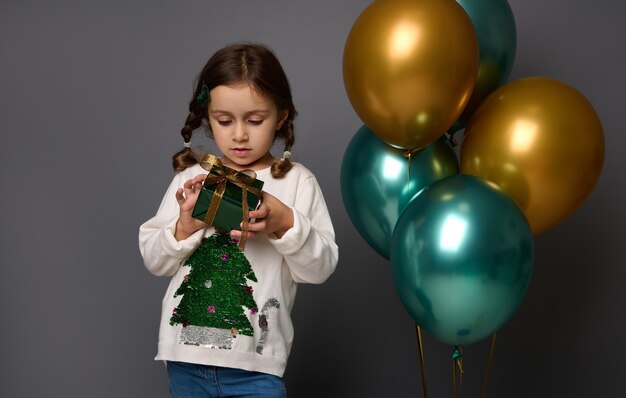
[248,119,264,125]
[217,120,232,126]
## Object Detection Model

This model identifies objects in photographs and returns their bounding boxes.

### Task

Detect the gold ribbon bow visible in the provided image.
[199,154,262,250]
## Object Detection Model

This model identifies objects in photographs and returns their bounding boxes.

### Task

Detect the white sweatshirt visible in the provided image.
[139,162,338,377]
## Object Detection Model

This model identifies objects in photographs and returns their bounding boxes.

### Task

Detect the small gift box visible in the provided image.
[192,155,264,238]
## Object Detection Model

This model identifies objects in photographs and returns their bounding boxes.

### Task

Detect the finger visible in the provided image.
[191,181,202,194]
[184,178,196,188]
[231,230,258,241]
[185,177,203,189]
[175,188,185,204]
[244,220,266,232]
[195,175,207,188]
[249,206,268,220]
[184,179,201,195]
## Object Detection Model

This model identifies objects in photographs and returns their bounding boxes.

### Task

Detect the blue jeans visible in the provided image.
[166,361,286,398]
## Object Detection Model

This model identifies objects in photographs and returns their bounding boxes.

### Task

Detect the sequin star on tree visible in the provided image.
[170,233,258,336]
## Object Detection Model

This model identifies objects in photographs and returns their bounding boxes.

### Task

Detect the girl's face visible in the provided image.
[208,82,287,171]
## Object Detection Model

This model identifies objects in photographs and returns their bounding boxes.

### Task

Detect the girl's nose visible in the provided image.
[233,123,248,142]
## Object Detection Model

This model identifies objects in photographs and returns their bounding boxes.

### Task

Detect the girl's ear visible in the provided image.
[276,109,289,130]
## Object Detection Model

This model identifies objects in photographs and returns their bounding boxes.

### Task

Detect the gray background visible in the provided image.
[1,0,624,397]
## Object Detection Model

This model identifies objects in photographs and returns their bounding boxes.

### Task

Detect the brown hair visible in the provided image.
[172,43,297,178]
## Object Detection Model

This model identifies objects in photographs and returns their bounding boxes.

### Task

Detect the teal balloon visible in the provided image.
[391,175,533,345]
[341,125,459,259]
[451,0,517,132]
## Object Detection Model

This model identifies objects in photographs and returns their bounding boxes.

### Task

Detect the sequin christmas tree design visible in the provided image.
[170,234,258,339]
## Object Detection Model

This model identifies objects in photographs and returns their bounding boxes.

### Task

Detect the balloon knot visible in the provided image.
[403,148,418,159]
[452,345,463,360]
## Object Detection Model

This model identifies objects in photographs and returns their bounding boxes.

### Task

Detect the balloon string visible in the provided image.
[452,357,456,398]
[408,152,411,179]
[481,333,497,398]
[452,345,464,398]
[405,150,412,179]
[415,324,429,398]
[404,148,420,179]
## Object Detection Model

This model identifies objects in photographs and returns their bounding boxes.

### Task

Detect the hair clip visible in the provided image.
[196,83,210,106]
[282,150,291,160]
[183,141,192,148]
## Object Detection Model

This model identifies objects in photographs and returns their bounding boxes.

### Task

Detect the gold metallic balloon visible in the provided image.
[343,0,479,150]
[460,77,605,235]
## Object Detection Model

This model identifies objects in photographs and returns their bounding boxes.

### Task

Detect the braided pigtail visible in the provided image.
[172,89,208,172]
[271,112,296,179]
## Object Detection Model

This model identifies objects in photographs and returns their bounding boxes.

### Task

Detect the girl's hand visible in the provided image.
[231,191,294,240]
[174,174,208,241]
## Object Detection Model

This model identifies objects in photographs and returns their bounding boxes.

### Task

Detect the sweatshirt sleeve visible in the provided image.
[269,175,338,284]
[138,173,206,277]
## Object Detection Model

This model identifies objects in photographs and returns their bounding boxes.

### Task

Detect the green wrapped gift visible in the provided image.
[192,155,264,234]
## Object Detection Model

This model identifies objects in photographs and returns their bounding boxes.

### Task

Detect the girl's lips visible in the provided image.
[231,148,251,157]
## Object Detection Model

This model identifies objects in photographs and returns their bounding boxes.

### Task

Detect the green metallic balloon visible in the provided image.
[391,174,533,345]
[341,125,459,259]
[451,0,517,132]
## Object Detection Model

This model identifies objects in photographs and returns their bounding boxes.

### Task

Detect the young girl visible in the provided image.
[139,43,338,397]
